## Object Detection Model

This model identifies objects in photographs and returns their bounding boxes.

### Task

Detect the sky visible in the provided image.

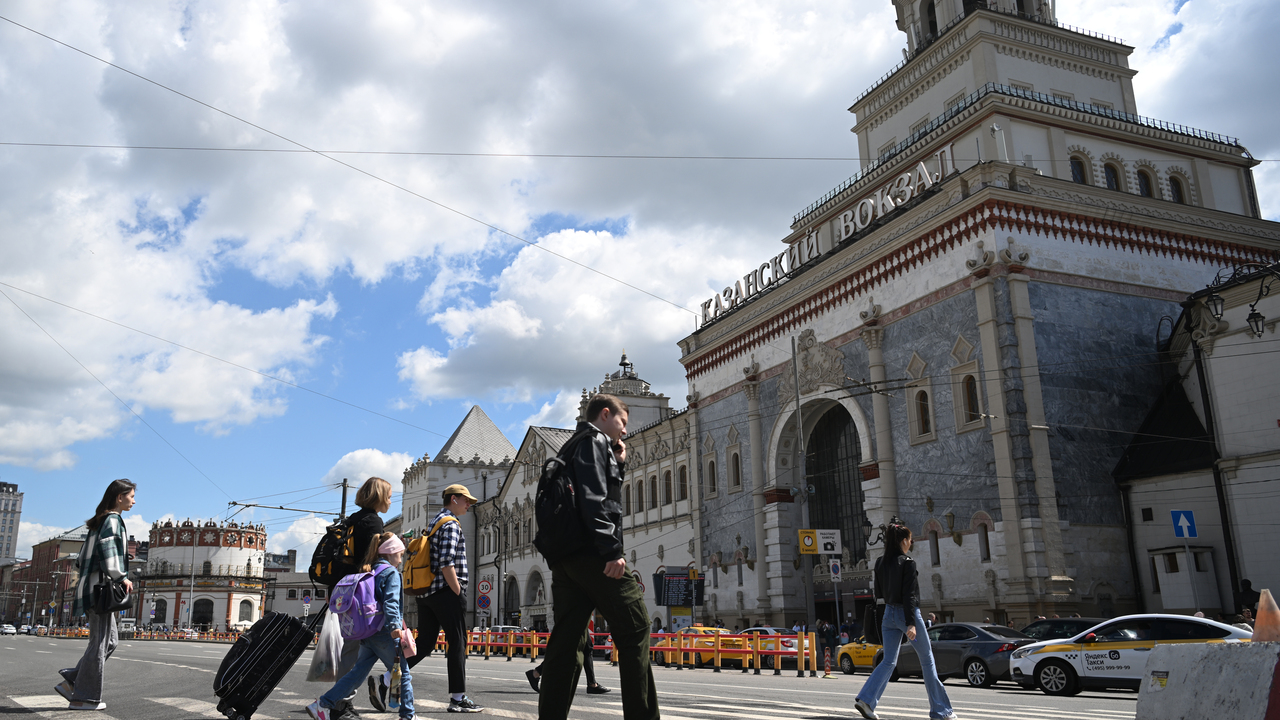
[2,0,1277,566]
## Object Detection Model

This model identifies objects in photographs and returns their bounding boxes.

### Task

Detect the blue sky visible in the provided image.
[2,0,1277,563]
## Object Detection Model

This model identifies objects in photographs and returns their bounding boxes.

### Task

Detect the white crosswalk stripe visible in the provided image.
[11,695,123,719]
[147,696,279,719]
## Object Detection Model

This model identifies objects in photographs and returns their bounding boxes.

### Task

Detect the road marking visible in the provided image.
[10,695,123,719]
[160,652,222,659]
[36,650,52,653]
[149,696,279,719]
[113,656,215,673]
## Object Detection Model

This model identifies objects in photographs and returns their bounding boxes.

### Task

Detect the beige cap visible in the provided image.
[444,484,479,502]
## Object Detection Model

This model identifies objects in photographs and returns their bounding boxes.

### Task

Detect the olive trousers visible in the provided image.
[538,553,658,720]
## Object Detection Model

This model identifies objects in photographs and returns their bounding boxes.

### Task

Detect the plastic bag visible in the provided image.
[306,612,344,682]
[400,629,418,659]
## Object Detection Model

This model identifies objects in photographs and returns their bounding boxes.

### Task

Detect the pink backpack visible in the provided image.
[329,564,394,640]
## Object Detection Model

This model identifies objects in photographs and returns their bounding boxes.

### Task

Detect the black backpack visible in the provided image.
[309,518,356,587]
[533,429,595,563]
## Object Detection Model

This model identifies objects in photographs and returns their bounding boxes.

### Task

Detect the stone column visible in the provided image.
[860,325,900,518]
[743,365,772,617]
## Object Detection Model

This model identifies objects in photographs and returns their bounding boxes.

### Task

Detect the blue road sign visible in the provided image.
[1172,510,1198,538]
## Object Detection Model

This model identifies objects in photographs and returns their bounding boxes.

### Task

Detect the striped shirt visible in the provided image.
[428,508,468,595]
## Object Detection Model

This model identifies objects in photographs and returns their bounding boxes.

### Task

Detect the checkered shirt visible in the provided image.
[428,508,468,595]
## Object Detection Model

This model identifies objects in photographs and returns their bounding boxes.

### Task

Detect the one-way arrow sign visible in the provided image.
[1172,510,1198,539]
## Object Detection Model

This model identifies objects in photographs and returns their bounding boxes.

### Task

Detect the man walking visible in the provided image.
[405,484,482,713]
[536,394,658,720]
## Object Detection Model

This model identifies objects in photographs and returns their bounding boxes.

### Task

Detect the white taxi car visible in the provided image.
[1010,613,1251,695]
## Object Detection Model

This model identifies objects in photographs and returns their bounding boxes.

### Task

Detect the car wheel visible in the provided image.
[965,659,993,688]
[840,655,855,675]
[693,653,704,668]
[764,654,775,670]
[1036,659,1079,696]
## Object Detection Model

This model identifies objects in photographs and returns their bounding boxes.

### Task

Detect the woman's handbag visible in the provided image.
[93,575,133,614]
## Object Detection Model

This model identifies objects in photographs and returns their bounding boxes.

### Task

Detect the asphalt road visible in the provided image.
[1,633,1139,719]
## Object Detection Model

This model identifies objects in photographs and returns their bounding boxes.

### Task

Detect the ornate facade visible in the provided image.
[138,519,268,630]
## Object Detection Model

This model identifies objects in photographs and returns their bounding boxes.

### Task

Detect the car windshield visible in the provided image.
[983,626,1030,638]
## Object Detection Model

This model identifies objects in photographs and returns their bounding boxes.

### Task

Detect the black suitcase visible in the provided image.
[214,609,325,720]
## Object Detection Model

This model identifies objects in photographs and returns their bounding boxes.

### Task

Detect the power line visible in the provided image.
[0,286,232,501]
[0,13,696,319]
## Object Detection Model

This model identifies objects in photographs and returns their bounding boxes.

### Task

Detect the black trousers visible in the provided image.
[407,589,467,694]
[536,629,596,686]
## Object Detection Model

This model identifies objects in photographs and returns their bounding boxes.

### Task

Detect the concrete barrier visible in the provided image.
[1136,642,1280,720]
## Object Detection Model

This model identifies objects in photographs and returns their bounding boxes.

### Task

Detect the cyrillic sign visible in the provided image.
[699,144,954,327]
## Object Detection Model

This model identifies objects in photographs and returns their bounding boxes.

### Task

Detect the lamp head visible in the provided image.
[1206,293,1225,320]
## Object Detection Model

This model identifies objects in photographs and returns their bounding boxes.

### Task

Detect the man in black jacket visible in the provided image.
[537,394,658,720]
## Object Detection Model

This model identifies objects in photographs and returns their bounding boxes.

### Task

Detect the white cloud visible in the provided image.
[15,521,72,561]
[319,448,417,496]
[265,514,331,571]
[520,389,581,431]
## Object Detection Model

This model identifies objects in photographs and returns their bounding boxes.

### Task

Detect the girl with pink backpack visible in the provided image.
[308,533,416,720]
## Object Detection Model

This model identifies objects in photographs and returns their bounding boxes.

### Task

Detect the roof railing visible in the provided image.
[793,83,1244,226]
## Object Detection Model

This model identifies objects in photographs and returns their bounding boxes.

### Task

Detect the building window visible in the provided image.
[1051,91,1074,102]
[978,525,991,562]
[1141,507,1154,522]
[1104,163,1122,191]
[1137,170,1154,197]
[678,466,689,501]
[649,477,659,510]
[1164,552,1179,573]
[316,588,326,599]
[929,531,940,566]
[1169,176,1186,204]
[238,599,253,622]
[925,0,938,36]
[916,390,932,436]
[287,589,298,600]
[911,115,931,136]
[1194,552,1207,572]
[202,560,212,576]
[707,460,718,496]
[663,471,673,506]
[154,598,167,623]
[963,375,981,424]
[1149,556,1161,594]
[623,484,631,515]
[731,453,742,489]
[1070,158,1088,184]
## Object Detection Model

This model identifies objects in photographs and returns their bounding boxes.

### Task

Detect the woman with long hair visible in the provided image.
[56,478,136,711]
[854,524,957,720]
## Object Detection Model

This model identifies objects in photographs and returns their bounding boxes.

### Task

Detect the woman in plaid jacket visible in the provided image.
[56,479,136,711]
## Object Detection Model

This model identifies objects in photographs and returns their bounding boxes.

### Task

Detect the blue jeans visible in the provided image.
[321,632,413,718]
[856,605,953,719]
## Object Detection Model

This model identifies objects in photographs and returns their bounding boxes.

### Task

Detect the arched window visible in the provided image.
[663,471,673,505]
[678,466,689,501]
[731,453,742,488]
[979,524,991,562]
[623,484,631,515]
[201,560,212,576]
[1104,163,1122,191]
[963,375,981,423]
[1137,169,1154,197]
[916,390,932,436]
[707,460,718,495]
[238,599,253,622]
[649,477,658,510]
[1070,158,1088,184]
[153,598,167,625]
[929,531,941,566]
[1169,176,1186,204]
[192,598,214,628]
[925,0,938,36]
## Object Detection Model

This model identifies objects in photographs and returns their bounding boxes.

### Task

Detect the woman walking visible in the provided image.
[56,479,136,711]
[854,523,957,720]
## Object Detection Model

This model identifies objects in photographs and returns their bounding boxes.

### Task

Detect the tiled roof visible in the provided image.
[436,406,517,465]
[531,426,575,454]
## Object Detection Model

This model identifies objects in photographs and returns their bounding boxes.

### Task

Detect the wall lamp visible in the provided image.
[1205,262,1280,338]
[864,515,903,547]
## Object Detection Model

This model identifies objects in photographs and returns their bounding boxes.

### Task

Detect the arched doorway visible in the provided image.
[152,598,167,627]
[192,598,214,629]
[805,404,867,564]
[504,577,521,626]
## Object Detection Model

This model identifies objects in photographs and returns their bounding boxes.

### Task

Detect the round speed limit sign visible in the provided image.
[477,580,492,595]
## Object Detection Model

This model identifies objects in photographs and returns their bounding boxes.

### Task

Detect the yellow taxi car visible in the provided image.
[654,626,746,667]
[837,636,882,674]
[1010,613,1251,695]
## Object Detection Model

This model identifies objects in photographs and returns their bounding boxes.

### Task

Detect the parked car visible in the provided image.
[18,624,31,634]
[1019,617,1108,642]
[1010,614,1251,696]
[33,625,48,636]
[0,624,16,635]
[740,626,797,669]
[653,626,746,667]
[872,622,1036,687]
[837,636,882,674]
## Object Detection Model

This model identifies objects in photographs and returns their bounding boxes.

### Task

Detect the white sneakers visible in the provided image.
[305,700,332,720]
[854,698,879,720]
[67,701,106,711]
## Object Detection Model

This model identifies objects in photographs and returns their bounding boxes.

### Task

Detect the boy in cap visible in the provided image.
[406,484,482,713]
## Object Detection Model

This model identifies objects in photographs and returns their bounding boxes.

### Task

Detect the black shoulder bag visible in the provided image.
[87,523,133,614]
